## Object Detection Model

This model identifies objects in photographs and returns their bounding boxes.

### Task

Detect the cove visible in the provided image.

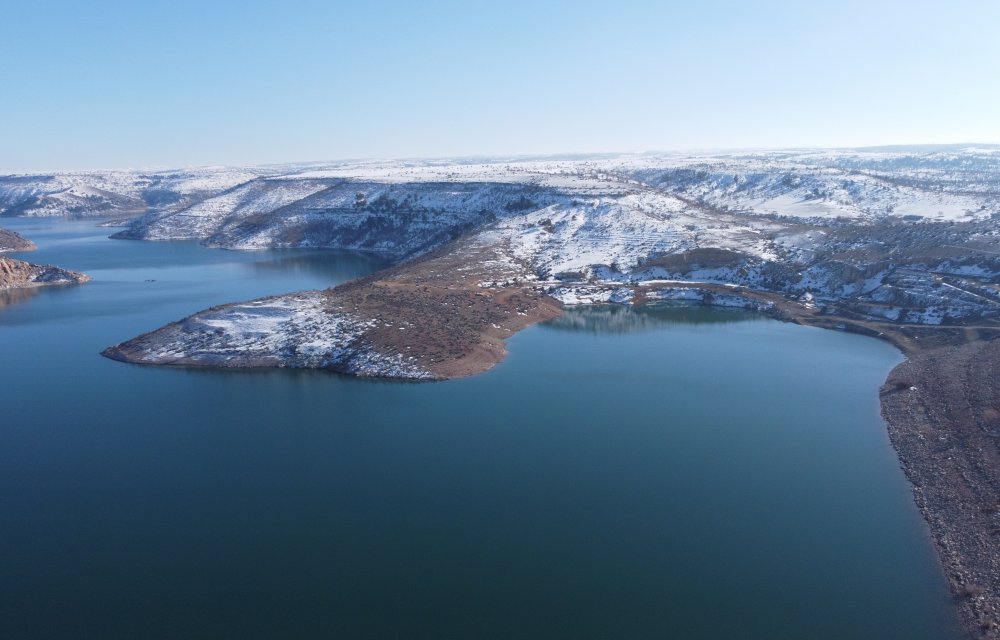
[0,219,960,639]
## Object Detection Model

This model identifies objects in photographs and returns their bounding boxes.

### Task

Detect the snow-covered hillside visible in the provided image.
[5,147,997,224]
[0,166,283,218]
[6,147,1000,326]
[629,153,991,221]
[115,178,576,259]
[105,148,998,267]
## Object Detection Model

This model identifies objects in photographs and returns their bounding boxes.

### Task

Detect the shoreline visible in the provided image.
[880,340,1000,639]
[1,226,90,300]
[669,288,1000,640]
[656,282,1000,639]
[538,284,999,640]
[0,256,90,295]
[599,288,997,639]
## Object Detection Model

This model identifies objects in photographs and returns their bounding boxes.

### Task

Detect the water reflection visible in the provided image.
[248,250,387,285]
[0,286,39,308]
[545,302,761,335]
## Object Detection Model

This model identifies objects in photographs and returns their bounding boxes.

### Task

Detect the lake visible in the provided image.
[0,218,960,639]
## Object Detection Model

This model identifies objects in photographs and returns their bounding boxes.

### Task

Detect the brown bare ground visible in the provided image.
[325,238,562,378]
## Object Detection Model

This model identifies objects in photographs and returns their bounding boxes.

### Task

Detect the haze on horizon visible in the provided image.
[2,0,998,173]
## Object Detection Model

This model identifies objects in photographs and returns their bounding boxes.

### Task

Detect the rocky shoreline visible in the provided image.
[881,339,1000,639]
[0,227,90,296]
[695,283,1000,640]
[0,256,90,293]
[546,284,1000,640]
[0,227,36,252]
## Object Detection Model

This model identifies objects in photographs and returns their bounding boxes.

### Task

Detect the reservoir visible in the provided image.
[0,218,960,639]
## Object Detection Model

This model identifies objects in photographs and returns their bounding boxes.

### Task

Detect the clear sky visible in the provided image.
[2,0,998,171]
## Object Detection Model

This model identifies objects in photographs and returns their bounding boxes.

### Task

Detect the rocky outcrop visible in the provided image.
[0,227,89,300]
[0,227,35,252]
[0,256,90,291]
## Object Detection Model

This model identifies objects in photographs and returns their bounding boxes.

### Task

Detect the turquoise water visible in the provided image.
[0,219,960,639]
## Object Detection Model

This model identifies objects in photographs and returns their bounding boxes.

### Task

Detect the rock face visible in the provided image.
[0,227,35,252]
[0,256,90,291]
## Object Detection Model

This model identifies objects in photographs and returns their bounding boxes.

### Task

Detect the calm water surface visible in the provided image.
[1,219,960,639]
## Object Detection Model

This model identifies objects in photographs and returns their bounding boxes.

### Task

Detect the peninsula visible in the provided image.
[0,226,89,296]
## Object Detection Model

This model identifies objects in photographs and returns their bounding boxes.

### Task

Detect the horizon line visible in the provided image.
[4,141,999,176]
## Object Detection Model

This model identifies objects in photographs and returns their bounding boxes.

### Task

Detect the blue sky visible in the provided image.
[2,0,998,171]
